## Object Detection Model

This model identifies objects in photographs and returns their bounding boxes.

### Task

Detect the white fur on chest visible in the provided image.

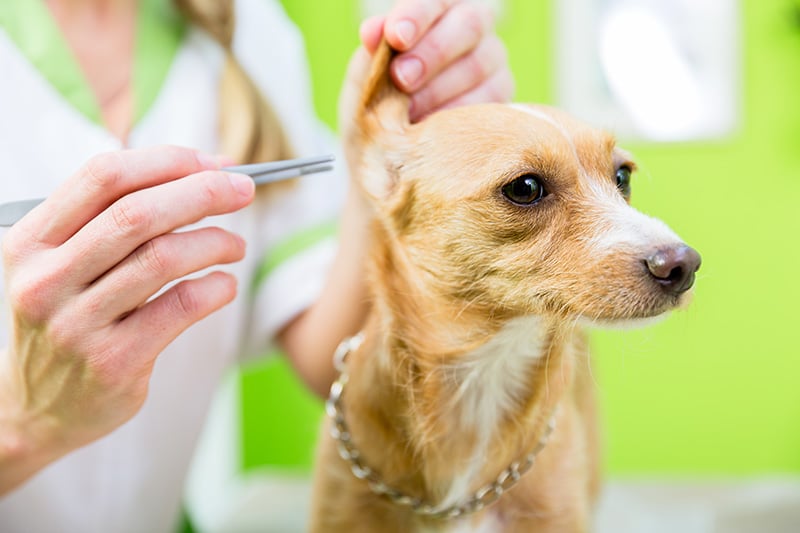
[420,510,504,533]
[438,316,548,510]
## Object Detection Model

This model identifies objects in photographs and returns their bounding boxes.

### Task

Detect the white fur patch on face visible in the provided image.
[508,103,578,154]
[437,316,548,510]
[509,104,682,250]
[582,180,684,254]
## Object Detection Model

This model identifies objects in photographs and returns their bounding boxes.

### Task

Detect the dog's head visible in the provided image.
[348,42,700,329]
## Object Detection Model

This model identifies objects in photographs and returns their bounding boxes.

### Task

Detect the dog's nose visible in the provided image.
[645,245,701,294]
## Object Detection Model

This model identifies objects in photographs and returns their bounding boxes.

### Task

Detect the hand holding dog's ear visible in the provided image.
[338,0,514,183]
[357,0,514,122]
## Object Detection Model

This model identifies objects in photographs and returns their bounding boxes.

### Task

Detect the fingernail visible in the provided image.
[395,56,423,89]
[227,172,254,197]
[394,19,416,48]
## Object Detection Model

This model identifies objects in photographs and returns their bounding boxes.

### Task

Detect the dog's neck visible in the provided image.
[341,250,581,513]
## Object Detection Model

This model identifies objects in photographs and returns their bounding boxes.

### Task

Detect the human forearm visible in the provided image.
[279,186,372,397]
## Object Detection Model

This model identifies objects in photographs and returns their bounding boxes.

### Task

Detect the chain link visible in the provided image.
[325,335,557,520]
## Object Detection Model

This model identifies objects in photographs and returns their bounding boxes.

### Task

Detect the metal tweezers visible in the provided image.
[0,154,334,227]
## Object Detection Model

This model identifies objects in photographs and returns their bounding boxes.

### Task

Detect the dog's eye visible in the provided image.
[616,166,632,198]
[502,175,546,205]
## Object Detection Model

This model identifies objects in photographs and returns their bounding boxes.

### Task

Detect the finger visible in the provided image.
[390,1,493,93]
[407,36,510,120]
[18,146,224,248]
[383,0,459,51]
[416,67,515,121]
[117,271,238,364]
[77,227,246,323]
[359,15,385,54]
[59,170,254,286]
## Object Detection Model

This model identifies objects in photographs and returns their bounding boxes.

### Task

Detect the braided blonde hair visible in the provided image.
[174,0,295,165]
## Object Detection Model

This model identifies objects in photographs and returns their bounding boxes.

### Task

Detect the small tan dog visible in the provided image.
[310,42,700,532]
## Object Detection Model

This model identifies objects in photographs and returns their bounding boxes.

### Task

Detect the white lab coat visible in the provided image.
[0,1,345,531]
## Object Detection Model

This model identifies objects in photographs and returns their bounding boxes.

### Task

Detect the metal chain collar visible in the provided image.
[325,334,557,521]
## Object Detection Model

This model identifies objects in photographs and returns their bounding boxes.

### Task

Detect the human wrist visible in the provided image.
[0,351,67,495]
[0,407,64,496]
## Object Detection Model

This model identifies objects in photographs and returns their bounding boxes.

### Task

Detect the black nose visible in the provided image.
[645,245,701,294]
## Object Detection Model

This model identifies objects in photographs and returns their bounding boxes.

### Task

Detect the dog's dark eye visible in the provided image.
[616,166,632,198]
[502,175,546,205]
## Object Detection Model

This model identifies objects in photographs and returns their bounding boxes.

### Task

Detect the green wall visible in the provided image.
[591,0,800,474]
[241,0,800,476]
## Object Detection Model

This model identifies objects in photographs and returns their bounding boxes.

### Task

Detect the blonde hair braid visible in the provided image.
[174,0,295,164]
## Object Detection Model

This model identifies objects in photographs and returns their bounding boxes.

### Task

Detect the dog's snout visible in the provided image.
[645,245,701,294]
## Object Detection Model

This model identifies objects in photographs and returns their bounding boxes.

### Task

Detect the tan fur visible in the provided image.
[310,41,695,532]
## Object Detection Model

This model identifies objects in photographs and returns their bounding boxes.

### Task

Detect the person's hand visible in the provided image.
[0,146,253,493]
[360,0,513,122]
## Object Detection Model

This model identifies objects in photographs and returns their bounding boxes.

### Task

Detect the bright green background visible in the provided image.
[240,0,800,477]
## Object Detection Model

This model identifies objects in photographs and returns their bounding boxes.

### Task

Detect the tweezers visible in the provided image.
[0,154,334,227]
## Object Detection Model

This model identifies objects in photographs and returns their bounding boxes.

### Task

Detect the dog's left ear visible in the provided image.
[344,39,411,201]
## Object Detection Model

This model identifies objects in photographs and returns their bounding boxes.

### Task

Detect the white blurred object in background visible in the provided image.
[556,0,739,142]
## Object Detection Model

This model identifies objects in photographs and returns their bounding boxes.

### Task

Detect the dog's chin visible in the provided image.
[576,288,695,330]
[578,312,670,331]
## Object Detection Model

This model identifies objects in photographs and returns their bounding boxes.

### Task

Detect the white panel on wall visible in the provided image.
[555,0,740,142]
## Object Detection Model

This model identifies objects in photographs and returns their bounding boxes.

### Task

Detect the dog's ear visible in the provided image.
[345,39,411,200]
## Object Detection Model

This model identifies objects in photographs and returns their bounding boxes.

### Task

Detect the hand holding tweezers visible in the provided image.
[0,154,334,228]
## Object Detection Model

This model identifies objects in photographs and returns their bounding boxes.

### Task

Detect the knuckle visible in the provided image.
[200,176,223,205]
[83,151,126,192]
[171,281,203,319]
[1,229,24,265]
[196,172,228,209]
[46,311,83,352]
[109,197,151,237]
[79,287,109,317]
[135,237,175,277]
[466,49,492,82]
[455,2,486,40]
[6,265,60,323]
[425,38,449,70]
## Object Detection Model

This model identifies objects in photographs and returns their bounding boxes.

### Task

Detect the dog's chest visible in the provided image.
[419,511,504,533]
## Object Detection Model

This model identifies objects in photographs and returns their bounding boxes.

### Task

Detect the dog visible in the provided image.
[309,41,701,532]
